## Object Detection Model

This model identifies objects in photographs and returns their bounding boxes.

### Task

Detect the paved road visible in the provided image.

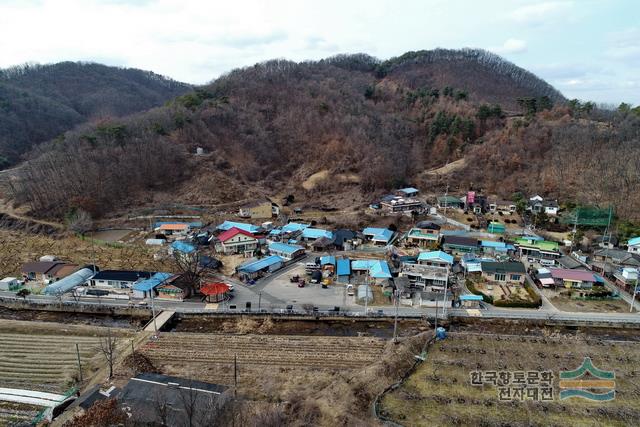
[3,291,640,325]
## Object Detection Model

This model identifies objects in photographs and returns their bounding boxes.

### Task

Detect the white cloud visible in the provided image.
[509,1,573,25]
[605,27,640,64]
[491,38,528,54]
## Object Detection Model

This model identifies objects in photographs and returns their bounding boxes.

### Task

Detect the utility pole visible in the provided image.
[150,287,158,339]
[434,296,438,335]
[442,264,450,317]
[75,343,83,383]
[364,271,369,315]
[234,354,238,398]
[443,184,450,217]
[631,278,638,313]
[392,290,399,343]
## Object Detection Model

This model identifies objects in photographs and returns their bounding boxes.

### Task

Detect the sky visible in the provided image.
[0,0,638,104]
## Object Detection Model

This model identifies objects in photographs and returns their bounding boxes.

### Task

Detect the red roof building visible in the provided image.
[215,227,259,255]
[217,227,255,242]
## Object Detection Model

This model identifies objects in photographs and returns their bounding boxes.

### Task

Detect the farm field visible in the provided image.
[140,332,388,392]
[381,332,640,426]
[0,320,133,394]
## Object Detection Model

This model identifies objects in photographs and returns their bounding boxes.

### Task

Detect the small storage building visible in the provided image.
[0,277,20,291]
[336,258,351,283]
[236,256,284,280]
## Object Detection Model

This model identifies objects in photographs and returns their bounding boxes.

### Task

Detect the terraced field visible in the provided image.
[0,333,106,393]
[0,402,40,426]
[141,333,388,385]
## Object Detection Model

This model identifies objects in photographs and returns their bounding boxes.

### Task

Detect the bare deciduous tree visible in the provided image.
[99,329,118,379]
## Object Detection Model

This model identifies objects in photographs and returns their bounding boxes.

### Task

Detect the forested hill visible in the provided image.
[0,62,191,167]
[10,48,637,222]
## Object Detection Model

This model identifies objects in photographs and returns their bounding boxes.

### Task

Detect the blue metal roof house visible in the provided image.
[362,227,394,245]
[628,237,640,248]
[351,259,392,282]
[301,228,334,241]
[268,242,305,260]
[417,250,454,265]
[481,240,515,254]
[132,272,174,299]
[282,222,310,233]
[217,221,261,234]
[237,255,284,280]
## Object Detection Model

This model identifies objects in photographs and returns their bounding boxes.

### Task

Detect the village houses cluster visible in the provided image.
[4,187,639,311]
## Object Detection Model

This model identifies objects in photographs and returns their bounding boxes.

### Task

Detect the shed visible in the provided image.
[397,187,420,197]
[357,284,373,302]
[132,272,174,299]
[487,222,506,234]
[0,277,20,291]
[237,255,284,280]
[336,258,351,283]
[460,294,483,308]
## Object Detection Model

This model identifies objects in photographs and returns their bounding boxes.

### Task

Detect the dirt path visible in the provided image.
[0,199,64,230]
[424,158,466,176]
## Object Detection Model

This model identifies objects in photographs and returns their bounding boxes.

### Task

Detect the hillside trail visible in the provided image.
[0,198,64,230]
[423,158,466,175]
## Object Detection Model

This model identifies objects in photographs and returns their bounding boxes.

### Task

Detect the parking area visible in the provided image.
[259,261,355,308]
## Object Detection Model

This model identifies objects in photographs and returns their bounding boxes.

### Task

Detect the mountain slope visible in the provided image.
[379,49,565,110]
[12,49,616,220]
[0,62,191,166]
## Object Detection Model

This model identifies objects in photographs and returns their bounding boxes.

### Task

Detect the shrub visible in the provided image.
[466,279,494,304]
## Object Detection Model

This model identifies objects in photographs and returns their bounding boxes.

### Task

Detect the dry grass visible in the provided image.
[0,230,173,277]
[546,292,636,314]
[381,332,640,426]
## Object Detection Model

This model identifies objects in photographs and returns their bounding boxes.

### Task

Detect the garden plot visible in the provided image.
[381,332,640,426]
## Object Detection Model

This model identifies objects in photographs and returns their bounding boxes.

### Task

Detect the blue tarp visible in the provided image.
[237,256,284,273]
[171,241,196,254]
[133,272,173,292]
[217,221,261,233]
[337,258,351,276]
[269,242,305,255]
[460,294,483,301]
[417,250,454,264]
